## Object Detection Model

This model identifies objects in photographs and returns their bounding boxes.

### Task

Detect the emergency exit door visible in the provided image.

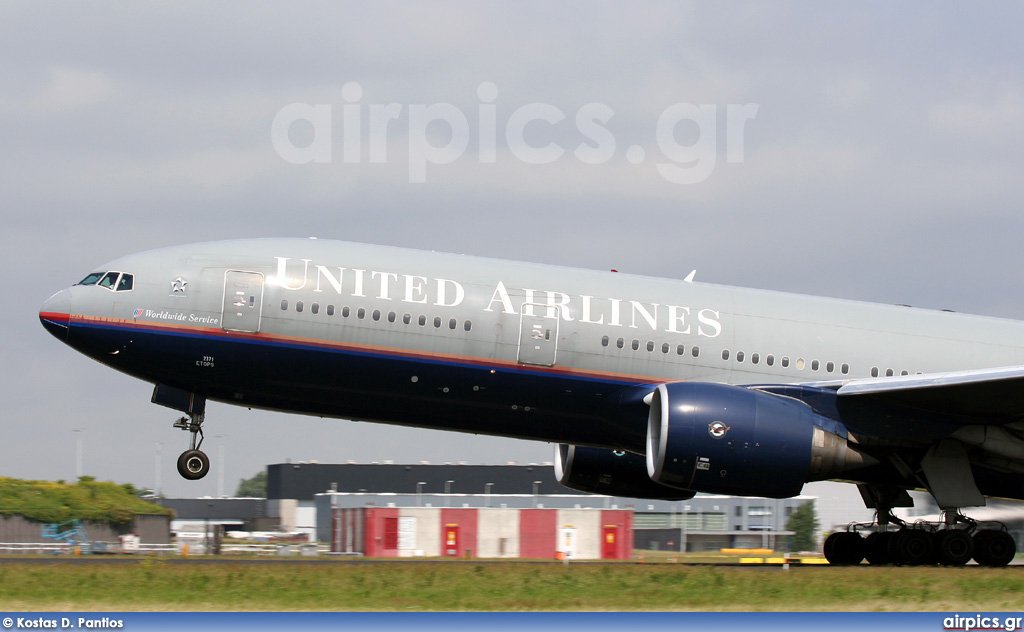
[221,271,264,333]
[517,304,558,366]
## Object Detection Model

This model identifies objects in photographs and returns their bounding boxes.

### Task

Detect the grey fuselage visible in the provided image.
[40,238,1024,457]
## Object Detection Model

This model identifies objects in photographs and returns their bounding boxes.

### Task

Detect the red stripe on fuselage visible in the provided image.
[39,311,71,325]
[67,313,675,386]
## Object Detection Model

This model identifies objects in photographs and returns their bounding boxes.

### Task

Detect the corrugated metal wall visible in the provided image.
[0,514,169,545]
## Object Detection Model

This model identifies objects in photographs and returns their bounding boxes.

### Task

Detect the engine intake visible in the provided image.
[555,444,696,500]
[646,382,870,498]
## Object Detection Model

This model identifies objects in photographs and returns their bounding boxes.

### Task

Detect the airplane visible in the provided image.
[38,238,1024,567]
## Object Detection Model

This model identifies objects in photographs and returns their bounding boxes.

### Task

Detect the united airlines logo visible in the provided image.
[133,308,144,319]
[270,256,724,338]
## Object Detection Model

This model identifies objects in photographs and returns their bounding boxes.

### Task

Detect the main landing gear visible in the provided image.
[173,413,210,480]
[824,509,1017,567]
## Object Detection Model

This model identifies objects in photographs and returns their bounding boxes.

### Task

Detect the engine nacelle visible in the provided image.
[646,382,868,498]
[555,444,696,500]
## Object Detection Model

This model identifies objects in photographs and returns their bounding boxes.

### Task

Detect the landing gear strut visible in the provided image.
[173,413,210,480]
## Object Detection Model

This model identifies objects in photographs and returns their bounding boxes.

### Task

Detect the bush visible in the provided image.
[0,477,172,525]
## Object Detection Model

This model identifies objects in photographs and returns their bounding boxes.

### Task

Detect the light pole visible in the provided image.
[485,482,494,507]
[445,480,454,507]
[215,434,227,498]
[205,501,213,556]
[154,442,163,497]
[681,504,691,555]
[532,481,542,508]
[72,428,85,479]
[417,482,426,506]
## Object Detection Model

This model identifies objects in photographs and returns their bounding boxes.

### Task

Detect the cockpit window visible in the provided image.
[98,272,119,289]
[76,271,135,291]
[117,274,134,291]
[78,272,105,286]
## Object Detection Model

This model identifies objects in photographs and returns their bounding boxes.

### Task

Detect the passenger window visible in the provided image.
[464,320,472,332]
[796,358,805,370]
[77,272,105,286]
[343,306,351,318]
[296,301,304,313]
[357,308,365,319]
[116,274,134,291]
[900,370,909,376]
[841,363,849,375]
[781,357,790,368]
[766,355,775,367]
[601,336,609,347]
[691,346,699,358]
[811,359,819,371]
[676,345,685,355]
[825,361,834,373]
[871,367,879,377]
[403,313,411,325]
[722,350,730,361]
[418,315,426,326]
[751,353,760,365]
[736,351,744,363]
[373,309,381,321]
[327,305,335,316]
[449,318,457,330]
[616,338,624,349]
[388,312,397,323]
[281,300,288,311]
[311,303,320,315]
[434,317,442,328]
[885,368,894,377]
[631,339,639,351]
[662,343,670,354]
[646,341,654,352]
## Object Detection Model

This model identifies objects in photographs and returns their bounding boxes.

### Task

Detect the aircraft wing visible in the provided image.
[834,365,1024,421]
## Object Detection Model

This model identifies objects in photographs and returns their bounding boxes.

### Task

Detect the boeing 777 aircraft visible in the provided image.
[39,238,1024,566]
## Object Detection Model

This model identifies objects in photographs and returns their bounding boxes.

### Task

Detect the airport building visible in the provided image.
[292,462,805,554]
[156,462,818,556]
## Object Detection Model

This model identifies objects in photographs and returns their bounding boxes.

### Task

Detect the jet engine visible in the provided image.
[555,444,696,500]
[646,382,872,498]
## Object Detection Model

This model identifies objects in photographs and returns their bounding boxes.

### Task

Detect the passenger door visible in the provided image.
[221,270,264,333]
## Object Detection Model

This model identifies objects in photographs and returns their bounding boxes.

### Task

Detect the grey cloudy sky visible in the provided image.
[4,2,1024,500]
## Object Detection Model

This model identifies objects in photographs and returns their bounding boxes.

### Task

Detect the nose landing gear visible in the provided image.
[173,413,210,480]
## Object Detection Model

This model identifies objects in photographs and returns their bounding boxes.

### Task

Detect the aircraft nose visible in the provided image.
[39,288,72,341]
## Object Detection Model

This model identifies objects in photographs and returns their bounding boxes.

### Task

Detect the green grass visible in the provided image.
[0,560,1021,611]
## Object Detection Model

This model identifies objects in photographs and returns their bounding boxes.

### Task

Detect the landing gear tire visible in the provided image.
[177,449,210,480]
[894,529,934,566]
[973,529,1016,567]
[934,530,974,566]
[864,531,896,565]
[824,532,864,565]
